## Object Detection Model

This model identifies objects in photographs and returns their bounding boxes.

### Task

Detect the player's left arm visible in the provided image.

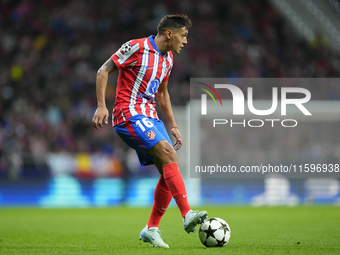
[156,81,183,151]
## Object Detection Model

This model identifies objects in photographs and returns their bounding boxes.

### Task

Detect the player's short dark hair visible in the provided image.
[157,14,192,34]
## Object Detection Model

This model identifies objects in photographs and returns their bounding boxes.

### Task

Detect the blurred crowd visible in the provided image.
[1,0,340,179]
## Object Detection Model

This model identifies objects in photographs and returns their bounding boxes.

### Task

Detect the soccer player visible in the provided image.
[92,14,208,248]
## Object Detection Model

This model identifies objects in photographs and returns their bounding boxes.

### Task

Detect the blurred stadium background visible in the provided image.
[1,0,340,208]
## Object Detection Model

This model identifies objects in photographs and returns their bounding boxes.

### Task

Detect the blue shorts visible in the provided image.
[114,115,173,166]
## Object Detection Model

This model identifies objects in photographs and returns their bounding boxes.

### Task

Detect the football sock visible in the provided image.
[163,163,191,217]
[147,176,172,228]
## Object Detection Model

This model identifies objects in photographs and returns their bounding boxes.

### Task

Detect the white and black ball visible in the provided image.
[120,42,131,54]
[199,217,231,247]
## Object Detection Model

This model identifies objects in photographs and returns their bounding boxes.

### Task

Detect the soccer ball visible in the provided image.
[199,217,231,247]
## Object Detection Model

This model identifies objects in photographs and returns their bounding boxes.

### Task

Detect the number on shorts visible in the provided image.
[136,117,154,132]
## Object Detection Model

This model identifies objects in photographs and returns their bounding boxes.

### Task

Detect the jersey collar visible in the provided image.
[148,35,166,56]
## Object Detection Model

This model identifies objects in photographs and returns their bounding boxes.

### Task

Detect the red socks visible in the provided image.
[163,163,191,217]
[147,163,191,228]
[147,176,172,228]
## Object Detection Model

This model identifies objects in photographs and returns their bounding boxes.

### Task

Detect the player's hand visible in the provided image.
[92,107,109,129]
[171,127,183,151]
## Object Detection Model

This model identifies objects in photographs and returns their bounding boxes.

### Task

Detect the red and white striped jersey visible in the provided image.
[111,35,173,126]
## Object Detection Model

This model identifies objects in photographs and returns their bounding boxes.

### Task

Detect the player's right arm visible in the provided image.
[92,58,118,129]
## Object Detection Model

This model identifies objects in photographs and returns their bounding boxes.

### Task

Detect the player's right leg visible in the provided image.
[139,224,169,248]
[149,139,208,233]
[147,159,172,228]
[114,117,207,235]
[139,159,171,248]
[114,118,171,247]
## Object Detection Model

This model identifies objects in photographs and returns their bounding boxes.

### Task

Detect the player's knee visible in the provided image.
[150,140,177,164]
[161,146,177,163]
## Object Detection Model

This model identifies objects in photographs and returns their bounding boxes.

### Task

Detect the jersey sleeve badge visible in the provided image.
[120,42,132,54]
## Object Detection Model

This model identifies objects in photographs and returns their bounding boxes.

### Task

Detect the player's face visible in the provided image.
[169,27,188,54]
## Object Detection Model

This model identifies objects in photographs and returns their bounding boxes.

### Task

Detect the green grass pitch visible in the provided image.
[0,206,339,254]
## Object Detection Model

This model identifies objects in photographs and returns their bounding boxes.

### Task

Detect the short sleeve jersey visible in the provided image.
[111,35,173,126]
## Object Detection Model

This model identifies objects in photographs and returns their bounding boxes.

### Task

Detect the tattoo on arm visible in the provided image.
[103,58,118,73]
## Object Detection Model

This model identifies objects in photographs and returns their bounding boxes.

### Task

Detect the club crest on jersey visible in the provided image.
[120,42,131,54]
[147,79,160,95]
[145,130,156,140]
